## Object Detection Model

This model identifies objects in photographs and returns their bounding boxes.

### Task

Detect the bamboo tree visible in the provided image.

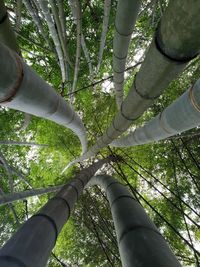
[0,157,115,267]
[89,175,182,267]
[37,0,66,83]
[0,141,48,147]
[64,0,200,170]
[113,0,141,109]
[0,184,64,206]
[111,79,200,147]
[0,1,20,54]
[69,0,82,98]
[49,0,72,68]
[96,0,111,72]
[0,42,88,153]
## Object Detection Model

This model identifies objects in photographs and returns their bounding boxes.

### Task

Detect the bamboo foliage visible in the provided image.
[113,0,141,109]
[111,79,200,147]
[0,43,87,153]
[89,175,181,267]
[37,0,66,83]
[64,0,200,168]
[96,0,111,72]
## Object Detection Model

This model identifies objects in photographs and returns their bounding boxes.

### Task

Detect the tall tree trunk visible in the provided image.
[0,157,115,267]
[0,42,88,154]
[89,175,182,267]
[111,78,200,147]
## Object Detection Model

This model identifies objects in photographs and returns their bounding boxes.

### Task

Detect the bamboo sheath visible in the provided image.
[67,0,200,166]
[89,175,181,267]
[111,79,200,147]
[0,158,112,267]
[0,43,87,153]
[113,0,141,109]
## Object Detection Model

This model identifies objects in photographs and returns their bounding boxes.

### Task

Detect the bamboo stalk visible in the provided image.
[0,157,114,267]
[0,184,64,206]
[113,0,141,109]
[111,79,200,147]
[96,0,111,72]
[37,0,66,83]
[89,175,181,267]
[0,43,87,153]
[0,1,20,54]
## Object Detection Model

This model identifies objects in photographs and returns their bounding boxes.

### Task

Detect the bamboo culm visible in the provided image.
[89,175,182,267]
[37,0,66,83]
[111,79,200,147]
[0,184,64,206]
[0,43,88,153]
[113,0,141,109]
[0,157,115,267]
[96,0,111,72]
[0,1,20,54]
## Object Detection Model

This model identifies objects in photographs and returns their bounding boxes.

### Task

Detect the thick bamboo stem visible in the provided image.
[0,43,87,153]
[111,79,200,147]
[89,175,182,267]
[0,157,114,267]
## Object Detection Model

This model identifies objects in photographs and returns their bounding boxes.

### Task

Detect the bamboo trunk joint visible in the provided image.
[106,181,121,192]
[112,120,124,133]
[159,112,173,134]
[115,24,132,37]
[119,225,162,243]
[113,68,124,74]
[32,213,58,244]
[75,177,85,189]
[0,12,8,25]
[120,104,139,121]
[155,26,199,63]
[110,195,136,208]
[52,196,71,216]
[113,52,127,60]
[68,183,79,198]
[134,75,160,100]
[0,54,24,104]
[0,255,27,267]
[189,85,200,112]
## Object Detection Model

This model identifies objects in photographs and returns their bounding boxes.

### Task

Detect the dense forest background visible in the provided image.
[0,0,200,266]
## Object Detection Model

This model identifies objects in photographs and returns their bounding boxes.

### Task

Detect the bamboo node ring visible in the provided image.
[189,84,200,112]
[32,213,58,244]
[115,23,133,37]
[0,53,24,104]
[159,112,173,134]
[155,25,199,63]
[134,75,160,100]
[120,104,139,121]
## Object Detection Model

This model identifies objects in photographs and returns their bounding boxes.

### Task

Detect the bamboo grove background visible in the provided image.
[0,0,199,266]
